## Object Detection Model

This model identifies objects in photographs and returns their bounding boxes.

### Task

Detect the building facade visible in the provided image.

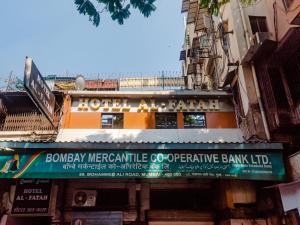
[180,0,300,223]
[0,89,284,225]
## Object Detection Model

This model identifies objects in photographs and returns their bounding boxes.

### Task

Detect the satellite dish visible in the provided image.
[75,75,85,90]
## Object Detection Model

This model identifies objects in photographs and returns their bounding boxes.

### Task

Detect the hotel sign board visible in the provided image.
[11,179,52,216]
[24,57,56,126]
[0,150,285,181]
[72,97,234,112]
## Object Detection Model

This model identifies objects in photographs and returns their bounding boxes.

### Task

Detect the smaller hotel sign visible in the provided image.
[11,179,52,216]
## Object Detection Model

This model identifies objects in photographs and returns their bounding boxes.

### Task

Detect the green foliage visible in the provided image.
[75,0,100,26]
[199,0,256,15]
[15,77,25,91]
[74,0,156,26]
[74,0,255,27]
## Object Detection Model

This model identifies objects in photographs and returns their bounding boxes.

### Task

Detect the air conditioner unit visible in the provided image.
[72,190,97,207]
[250,32,274,46]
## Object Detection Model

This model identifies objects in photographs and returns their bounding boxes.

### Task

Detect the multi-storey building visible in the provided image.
[180,0,300,224]
[0,86,284,225]
[240,1,300,223]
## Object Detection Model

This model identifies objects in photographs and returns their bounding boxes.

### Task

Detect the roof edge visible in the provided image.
[0,142,283,151]
[65,90,232,98]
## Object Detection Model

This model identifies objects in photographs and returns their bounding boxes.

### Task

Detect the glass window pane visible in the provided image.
[155,113,177,129]
[102,114,123,129]
[249,16,268,34]
[113,114,123,129]
[183,113,206,128]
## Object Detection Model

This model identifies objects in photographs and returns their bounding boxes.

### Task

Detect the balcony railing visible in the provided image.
[1,112,57,132]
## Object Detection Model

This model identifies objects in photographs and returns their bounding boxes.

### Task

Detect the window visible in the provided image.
[155,113,177,129]
[183,113,206,128]
[283,47,300,105]
[268,67,289,108]
[101,114,123,129]
[249,16,268,34]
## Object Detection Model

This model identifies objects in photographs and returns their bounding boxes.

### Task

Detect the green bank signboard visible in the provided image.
[0,150,285,180]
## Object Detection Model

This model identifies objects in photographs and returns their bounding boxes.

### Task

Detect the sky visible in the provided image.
[0,0,184,81]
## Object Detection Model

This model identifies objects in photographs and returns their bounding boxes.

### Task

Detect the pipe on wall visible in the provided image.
[237,0,271,141]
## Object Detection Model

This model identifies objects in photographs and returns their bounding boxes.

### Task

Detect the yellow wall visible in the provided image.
[61,95,72,128]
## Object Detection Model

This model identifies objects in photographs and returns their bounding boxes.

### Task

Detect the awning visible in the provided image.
[55,129,245,144]
[0,141,283,151]
[241,39,277,65]
[270,27,300,65]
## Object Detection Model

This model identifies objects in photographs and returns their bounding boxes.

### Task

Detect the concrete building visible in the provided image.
[180,0,300,224]
[0,88,284,225]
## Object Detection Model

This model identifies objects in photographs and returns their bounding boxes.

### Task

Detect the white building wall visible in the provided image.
[217,2,250,114]
[279,183,300,216]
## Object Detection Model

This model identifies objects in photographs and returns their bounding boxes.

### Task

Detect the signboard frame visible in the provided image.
[0,149,285,181]
[10,179,53,217]
[24,57,56,127]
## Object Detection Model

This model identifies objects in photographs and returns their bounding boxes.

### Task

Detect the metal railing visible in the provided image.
[1,112,57,132]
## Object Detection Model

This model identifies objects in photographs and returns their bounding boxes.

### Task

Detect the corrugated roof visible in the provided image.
[55,129,245,144]
[0,131,57,142]
[66,90,232,98]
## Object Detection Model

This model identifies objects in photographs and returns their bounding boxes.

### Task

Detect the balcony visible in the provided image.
[241,32,277,65]
[0,91,63,142]
[0,112,60,142]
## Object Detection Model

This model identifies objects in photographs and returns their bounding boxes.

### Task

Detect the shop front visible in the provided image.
[0,141,285,225]
[0,90,287,225]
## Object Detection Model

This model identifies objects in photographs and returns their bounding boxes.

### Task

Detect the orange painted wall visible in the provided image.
[67,112,101,128]
[206,112,237,128]
[124,112,155,129]
[61,95,72,128]
[177,112,184,129]
[63,110,237,129]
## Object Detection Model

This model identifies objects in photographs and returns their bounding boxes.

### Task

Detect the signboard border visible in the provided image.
[24,57,56,127]
[10,179,53,217]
